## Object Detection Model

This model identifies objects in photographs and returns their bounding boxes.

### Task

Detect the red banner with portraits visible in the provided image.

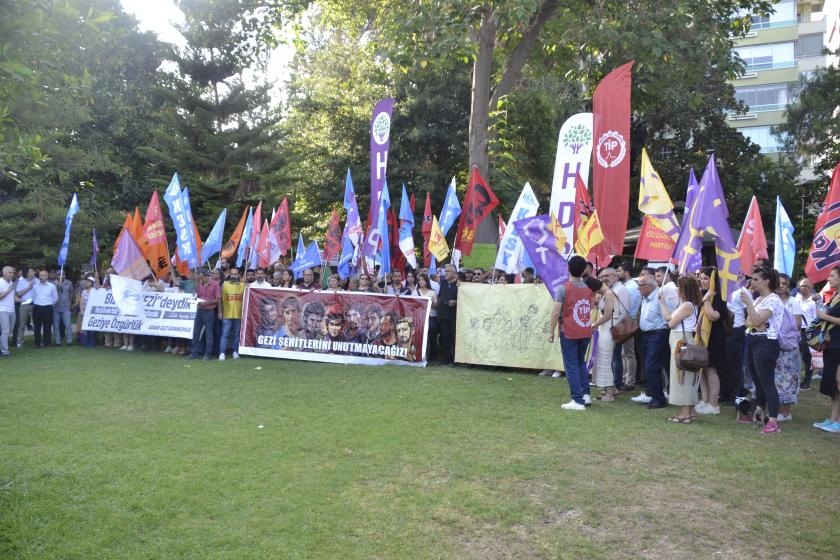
[239,287,432,367]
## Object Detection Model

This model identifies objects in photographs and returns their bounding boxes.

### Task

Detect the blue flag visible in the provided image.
[163,173,199,269]
[296,233,305,261]
[343,168,363,246]
[57,193,79,266]
[337,234,355,279]
[774,196,795,276]
[236,207,254,268]
[398,183,417,269]
[201,208,227,266]
[291,241,321,276]
[430,177,461,274]
[181,187,199,268]
[376,180,391,275]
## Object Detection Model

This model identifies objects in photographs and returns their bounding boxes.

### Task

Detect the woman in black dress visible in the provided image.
[697,267,730,415]
[814,266,840,432]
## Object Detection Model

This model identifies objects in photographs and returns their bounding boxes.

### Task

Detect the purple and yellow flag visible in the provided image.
[514,213,570,300]
[672,168,703,274]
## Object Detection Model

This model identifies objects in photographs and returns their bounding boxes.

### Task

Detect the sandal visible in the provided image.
[669,416,693,424]
[599,389,616,402]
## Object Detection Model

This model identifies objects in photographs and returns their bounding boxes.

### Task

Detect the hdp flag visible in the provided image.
[362,98,395,261]
[291,241,321,276]
[421,192,433,267]
[672,169,703,273]
[593,61,634,255]
[495,182,540,274]
[688,155,741,298]
[638,148,679,240]
[428,216,449,261]
[89,228,98,269]
[805,164,840,283]
[269,197,291,262]
[236,206,254,268]
[201,208,227,266]
[573,174,609,264]
[455,167,499,256]
[324,209,342,262]
[163,173,199,269]
[142,191,171,277]
[221,207,249,260]
[343,169,363,246]
[57,193,79,266]
[514,213,570,300]
[774,196,795,276]
[112,229,153,281]
[398,184,418,270]
[736,195,768,274]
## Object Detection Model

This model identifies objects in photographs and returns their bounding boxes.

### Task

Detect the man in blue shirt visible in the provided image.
[635,273,670,409]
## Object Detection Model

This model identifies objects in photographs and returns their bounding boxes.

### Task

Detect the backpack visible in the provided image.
[777,306,799,352]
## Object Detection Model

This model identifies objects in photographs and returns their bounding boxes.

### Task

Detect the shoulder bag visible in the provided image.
[609,288,639,344]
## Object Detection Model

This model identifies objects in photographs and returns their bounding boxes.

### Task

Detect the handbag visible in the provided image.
[609,288,639,344]
[675,315,708,375]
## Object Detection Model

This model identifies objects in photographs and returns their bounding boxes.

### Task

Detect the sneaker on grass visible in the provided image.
[631,392,652,404]
[219,353,226,361]
[820,421,840,433]
[560,401,586,411]
[813,418,833,429]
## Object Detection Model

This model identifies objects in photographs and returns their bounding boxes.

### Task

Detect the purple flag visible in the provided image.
[513,214,570,300]
[361,98,395,260]
[688,156,741,298]
[672,168,703,273]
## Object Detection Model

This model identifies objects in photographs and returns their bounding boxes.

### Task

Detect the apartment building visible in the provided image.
[729,0,840,167]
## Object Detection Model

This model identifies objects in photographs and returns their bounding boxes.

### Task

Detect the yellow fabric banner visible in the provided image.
[455,284,564,370]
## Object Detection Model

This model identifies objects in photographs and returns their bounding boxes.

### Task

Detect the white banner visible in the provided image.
[81,288,197,339]
[548,112,593,256]
[494,183,539,274]
[108,275,145,317]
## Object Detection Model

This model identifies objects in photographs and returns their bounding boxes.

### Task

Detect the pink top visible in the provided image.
[196,281,220,310]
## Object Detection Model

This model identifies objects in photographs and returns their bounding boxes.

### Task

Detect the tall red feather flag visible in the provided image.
[592,61,634,256]
[257,219,271,268]
[454,166,500,256]
[388,207,406,272]
[806,163,840,282]
[323,209,342,262]
[736,195,768,273]
[422,193,433,267]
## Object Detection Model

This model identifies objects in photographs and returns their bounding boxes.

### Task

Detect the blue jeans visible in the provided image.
[640,329,670,404]
[220,318,241,354]
[612,341,624,387]
[560,334,591,405]
[53,308,72,344]
[191,308,216,358]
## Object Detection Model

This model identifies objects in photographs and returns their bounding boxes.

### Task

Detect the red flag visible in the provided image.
[806,163,840,282]
[593,61,634,256]
[422,193,433,267]
[256,219,270,268]
[388,207,406,272]
[269,197,291,262]
[634,216,676,261]
[498,214,506,244]
[143,191,171,277]
[736,195,768,273]
[246,201,262,266]
[574,174,611,265]
[410,193,416,214]
[454,166,500,256]
[323,209,342,261]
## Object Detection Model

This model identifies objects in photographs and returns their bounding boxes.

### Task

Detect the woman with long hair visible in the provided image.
[659,275,702,423]
[814,266,840,432]
[417,273,439,361]
[279,269,295,289]
[697,267,730,415]
[775,273,802,422]
[742,267,785,434]
[356,273,379,293]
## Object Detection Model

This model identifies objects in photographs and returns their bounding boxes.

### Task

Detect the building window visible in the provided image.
[738,125,787,153]
[796,34,824,58]
[735,83,790,111]
[735,42,796,71]
[745,0,796,29]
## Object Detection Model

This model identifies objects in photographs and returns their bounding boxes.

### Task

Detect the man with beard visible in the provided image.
[364,304,383,343]
[374,311,399,347]
[254,299,280,348]
[396,316,417,361]
[251,268,272,289]
[276,296,302,338]
[345,304,366,343]
[245,269,256,285]
[302,301,326,341]
[324,304,348,350]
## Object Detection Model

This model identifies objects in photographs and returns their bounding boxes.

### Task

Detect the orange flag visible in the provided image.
[221,207,249,260]
[143,192,171,277]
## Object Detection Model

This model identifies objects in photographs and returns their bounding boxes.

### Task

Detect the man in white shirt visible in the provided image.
[724,279,754,401]
[15,267,36,348]
[31,269,58,348]
[796,277,817,389]
[0,265,16,356]
[250,267,272,289]
[617,261,640,389]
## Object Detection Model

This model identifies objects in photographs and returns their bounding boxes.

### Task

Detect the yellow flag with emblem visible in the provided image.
[428,216,450,261]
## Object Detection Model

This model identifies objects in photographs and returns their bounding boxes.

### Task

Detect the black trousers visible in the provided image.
[438,318,456,364]
[723,325,746,399]
[33,304,53,347]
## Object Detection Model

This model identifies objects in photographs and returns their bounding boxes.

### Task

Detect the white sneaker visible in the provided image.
[125,345,134,351]
[551,371,561,378]
[233,352,239,359]
[695,402,709,413]
[583,394,592,406]
[561,401,586,411]
[538,369,552,376]
[219,353,226,361]
[164,346,173,353]
[631,392,652,403]
[696,403,720,415]
[119,345,127,350]
[777,413,792,422]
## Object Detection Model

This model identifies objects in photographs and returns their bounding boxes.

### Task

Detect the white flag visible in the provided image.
[494,183,540,274]
[108,274,146,317]
[549,113,593,256]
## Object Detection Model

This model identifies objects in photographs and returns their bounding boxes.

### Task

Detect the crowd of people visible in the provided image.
[2,254,839,435]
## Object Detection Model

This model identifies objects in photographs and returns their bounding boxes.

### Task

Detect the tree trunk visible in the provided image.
[468,8,496,179]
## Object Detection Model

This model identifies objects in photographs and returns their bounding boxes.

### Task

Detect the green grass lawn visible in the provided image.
[2,345,839,559]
